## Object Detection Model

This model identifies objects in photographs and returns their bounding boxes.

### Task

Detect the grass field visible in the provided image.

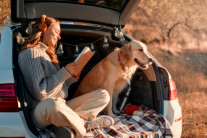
[179,91,207,137]
[148,46,207,137]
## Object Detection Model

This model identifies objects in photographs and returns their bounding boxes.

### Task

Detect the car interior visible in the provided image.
[12,24,162,136]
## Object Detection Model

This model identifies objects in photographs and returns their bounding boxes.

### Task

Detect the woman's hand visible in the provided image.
[65,62,81,80]
[74,73,80,80]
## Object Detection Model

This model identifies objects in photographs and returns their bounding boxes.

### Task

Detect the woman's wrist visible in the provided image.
[65,62,80,77]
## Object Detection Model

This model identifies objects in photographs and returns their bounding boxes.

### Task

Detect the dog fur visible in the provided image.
[74,40,153,116]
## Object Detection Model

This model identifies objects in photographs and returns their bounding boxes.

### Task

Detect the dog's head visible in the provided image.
[120,40,153,69]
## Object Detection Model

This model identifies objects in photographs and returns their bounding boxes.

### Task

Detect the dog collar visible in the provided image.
[118,53,125,71]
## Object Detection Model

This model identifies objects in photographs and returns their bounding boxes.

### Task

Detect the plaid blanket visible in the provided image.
[85,105,173,138]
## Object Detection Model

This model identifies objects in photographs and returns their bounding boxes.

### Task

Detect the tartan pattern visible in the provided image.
[85,105,173,138]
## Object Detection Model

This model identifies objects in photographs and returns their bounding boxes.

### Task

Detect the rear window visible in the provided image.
[24,0,129,11]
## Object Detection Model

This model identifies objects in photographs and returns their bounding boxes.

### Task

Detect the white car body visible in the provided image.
[0,26,36,137]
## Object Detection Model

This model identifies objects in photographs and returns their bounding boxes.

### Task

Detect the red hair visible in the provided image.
[21,16,60,64]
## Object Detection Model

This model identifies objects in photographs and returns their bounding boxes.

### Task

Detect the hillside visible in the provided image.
[124,0,207,93]
[124,0,207,50]
[123,2,207,137]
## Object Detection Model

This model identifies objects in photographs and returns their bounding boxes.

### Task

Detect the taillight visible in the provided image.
[0,137,25,138]
[169,79,178,100]
[0,84,19,112]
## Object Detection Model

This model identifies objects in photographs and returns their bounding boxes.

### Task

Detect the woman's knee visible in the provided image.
[96,89,110,104]
[39,98,66,113]
[32,98,63,128]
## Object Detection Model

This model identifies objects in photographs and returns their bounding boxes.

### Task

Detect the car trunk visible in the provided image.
[58,26,162,113]
[7,0,180,137]
[12,23,164,136]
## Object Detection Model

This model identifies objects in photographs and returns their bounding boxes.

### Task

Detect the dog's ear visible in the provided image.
[120,44,131,60]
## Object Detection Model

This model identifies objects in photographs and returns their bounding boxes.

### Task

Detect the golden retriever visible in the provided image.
[74,40,153,116]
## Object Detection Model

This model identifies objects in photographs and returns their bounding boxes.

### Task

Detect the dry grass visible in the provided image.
[0,0,10,25]
[178,91,207,137]
[148,46,207,137]
[148,47,207,93]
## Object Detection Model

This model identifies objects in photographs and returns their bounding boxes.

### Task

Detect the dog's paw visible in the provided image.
[107,111,118,117]
[113,109,121,115]
[108,113,116,117]
[111,114,118,118]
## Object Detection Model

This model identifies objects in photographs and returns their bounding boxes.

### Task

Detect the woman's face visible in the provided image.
[42,22,61,47]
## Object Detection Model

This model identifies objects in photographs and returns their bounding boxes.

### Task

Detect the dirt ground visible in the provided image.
[178,91,207,137]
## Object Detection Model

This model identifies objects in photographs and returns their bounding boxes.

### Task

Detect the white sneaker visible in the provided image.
[86,115,114,130]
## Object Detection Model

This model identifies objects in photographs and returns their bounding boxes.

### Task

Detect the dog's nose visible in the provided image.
[148,58,153,63]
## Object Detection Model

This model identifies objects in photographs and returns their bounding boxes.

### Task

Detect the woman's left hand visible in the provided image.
[65,62,81,78]
[74,73,80,80]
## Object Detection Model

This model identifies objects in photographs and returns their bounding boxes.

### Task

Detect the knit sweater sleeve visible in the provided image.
[65,77,77,88]
[18,49,75,101]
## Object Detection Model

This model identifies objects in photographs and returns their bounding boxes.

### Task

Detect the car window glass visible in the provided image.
[24,0,129,11]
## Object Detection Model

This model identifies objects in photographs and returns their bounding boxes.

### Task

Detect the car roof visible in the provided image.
[11,0,141,27]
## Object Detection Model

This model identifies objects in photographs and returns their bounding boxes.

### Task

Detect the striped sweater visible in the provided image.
[18,43,77,110]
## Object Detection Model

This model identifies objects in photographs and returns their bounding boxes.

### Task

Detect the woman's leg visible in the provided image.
[31,98,86,136]
[66,89,110,120]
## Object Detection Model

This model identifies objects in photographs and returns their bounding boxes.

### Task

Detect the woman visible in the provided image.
[18,15,114,137]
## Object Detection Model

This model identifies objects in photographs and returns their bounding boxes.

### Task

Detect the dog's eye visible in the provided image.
[139,49,143,52]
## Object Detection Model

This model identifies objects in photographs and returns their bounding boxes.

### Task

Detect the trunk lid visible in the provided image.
[11,0,141,27]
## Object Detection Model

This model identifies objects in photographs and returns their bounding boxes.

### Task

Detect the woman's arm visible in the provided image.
[18,49,75,101]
